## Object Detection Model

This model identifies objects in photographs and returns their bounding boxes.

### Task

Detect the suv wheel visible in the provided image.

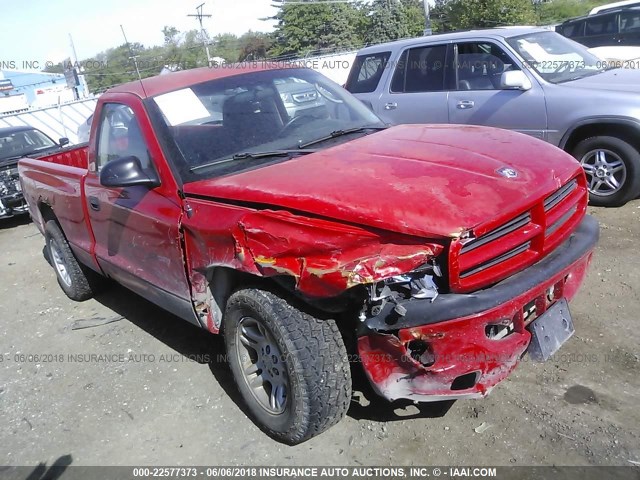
[572,136,640,207]
[224,288,351,444]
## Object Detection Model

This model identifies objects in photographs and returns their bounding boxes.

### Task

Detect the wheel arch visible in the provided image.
[38,201,58,225]
[560,117,640,153]
[200,265,359,334]
[198,266,294,333]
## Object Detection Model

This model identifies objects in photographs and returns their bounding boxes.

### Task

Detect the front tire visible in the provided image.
[45,220,101,301]
[572,136,640,207]
[224,288,351,444]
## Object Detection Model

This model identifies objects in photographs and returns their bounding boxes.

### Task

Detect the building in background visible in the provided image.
[0,69,87,115]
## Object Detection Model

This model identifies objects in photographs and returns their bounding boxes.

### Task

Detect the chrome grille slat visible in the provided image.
[461,211,531,254]
[546,206,578,237]
[544,179,577,212]
[460,242,531,279]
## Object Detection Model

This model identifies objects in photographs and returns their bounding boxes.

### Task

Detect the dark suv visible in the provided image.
[556,6,640,47]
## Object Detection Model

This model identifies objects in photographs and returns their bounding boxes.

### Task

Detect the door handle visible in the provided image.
[457,100,475,109]
[384,102,397,110]
[88,196,101,211]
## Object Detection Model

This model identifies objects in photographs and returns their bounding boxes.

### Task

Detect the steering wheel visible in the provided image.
[315,83,343,104]
[278,114,315,137]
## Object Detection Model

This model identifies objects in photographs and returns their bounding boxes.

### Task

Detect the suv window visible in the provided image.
[390,45,448,93]
[559,21,585,38]
[345,52,391,93]
[586,13,618,35]
[621,11,640,32]
[455,42,518,91]
[96,103,153,173]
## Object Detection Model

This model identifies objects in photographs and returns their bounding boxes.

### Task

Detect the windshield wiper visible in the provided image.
[298,125,388,149]
[189,149,317,173]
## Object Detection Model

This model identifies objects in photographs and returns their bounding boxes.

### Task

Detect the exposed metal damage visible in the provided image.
[185,206,445,333]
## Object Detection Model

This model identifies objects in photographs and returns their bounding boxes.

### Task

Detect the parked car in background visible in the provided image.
[347,27,640,207]
[0,126,68,219]
[590,0,640,15]
[556,5,640,48]
[19,65,597,444]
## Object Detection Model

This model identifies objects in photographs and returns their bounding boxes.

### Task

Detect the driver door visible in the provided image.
[84,100,194,320]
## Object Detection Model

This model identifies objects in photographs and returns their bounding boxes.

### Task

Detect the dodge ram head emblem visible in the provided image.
[497,167,518,179]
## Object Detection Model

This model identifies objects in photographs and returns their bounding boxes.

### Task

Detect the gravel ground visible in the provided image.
[1,202,639,468]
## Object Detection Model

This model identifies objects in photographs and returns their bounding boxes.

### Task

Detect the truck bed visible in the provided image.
[34,142,89,169]
[18,143,97,271]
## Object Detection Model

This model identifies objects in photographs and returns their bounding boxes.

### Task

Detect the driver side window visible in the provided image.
[96,103,153,173]
[455,42,519,91]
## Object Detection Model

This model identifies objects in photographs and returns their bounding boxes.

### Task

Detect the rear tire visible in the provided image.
[572,136,640,207]
[224,288,351,444]
[44,220,102,301]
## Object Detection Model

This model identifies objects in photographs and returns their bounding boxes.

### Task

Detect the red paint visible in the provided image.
[182,205,443,298]
[358,250,593,402]
[82,92,189,300]
[18,65,598,405]
[185,124,580,241]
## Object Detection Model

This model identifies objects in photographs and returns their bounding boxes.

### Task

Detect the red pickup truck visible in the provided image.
[19,65,598,444]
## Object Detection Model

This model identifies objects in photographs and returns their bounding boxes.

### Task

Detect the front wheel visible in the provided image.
[572,136,640,207]
[224,288,351,444]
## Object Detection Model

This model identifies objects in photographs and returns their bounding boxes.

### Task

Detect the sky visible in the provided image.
[2,0,278,67]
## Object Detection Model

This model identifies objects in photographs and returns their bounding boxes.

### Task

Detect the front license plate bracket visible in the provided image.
[527,298,574,362]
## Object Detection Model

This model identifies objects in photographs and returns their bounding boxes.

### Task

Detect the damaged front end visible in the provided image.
[181,182,598,405]
[357,215,598,403]
[0,162,28,219]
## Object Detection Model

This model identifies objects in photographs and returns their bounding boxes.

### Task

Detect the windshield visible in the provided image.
[149,68,384,181]
[507,31,606,83]
[0,128,57,161]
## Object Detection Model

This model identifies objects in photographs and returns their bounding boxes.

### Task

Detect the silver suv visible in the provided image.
[346,27,640,207]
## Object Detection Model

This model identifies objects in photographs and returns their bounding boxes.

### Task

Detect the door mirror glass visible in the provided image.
[500,70,532,91]
[99,155,160,188]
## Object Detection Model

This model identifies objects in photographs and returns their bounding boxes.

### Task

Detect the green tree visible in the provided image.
[238,31,273,61]
[431,0,537,31]
[212,33,241,62]
[162,26,180,45]
[269,0,364,57]
[365,0,411,44]
[401,0,429,37]
[536,0,615,25]
[82,43,152,93]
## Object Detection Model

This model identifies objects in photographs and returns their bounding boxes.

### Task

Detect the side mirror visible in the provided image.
[59,137,70,147]
[99,156,160,189]
[500,70,532,91]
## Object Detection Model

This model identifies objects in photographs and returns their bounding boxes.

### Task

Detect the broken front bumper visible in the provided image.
[357,215,599,402]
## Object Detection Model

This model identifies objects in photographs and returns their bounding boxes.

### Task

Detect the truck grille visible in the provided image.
[452,176,586,292]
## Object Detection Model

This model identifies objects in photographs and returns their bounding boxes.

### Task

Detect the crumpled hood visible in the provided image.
[183,125,581,239]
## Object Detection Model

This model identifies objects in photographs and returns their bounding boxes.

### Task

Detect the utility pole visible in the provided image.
[423,0,433,36]
[188,3,213,67]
